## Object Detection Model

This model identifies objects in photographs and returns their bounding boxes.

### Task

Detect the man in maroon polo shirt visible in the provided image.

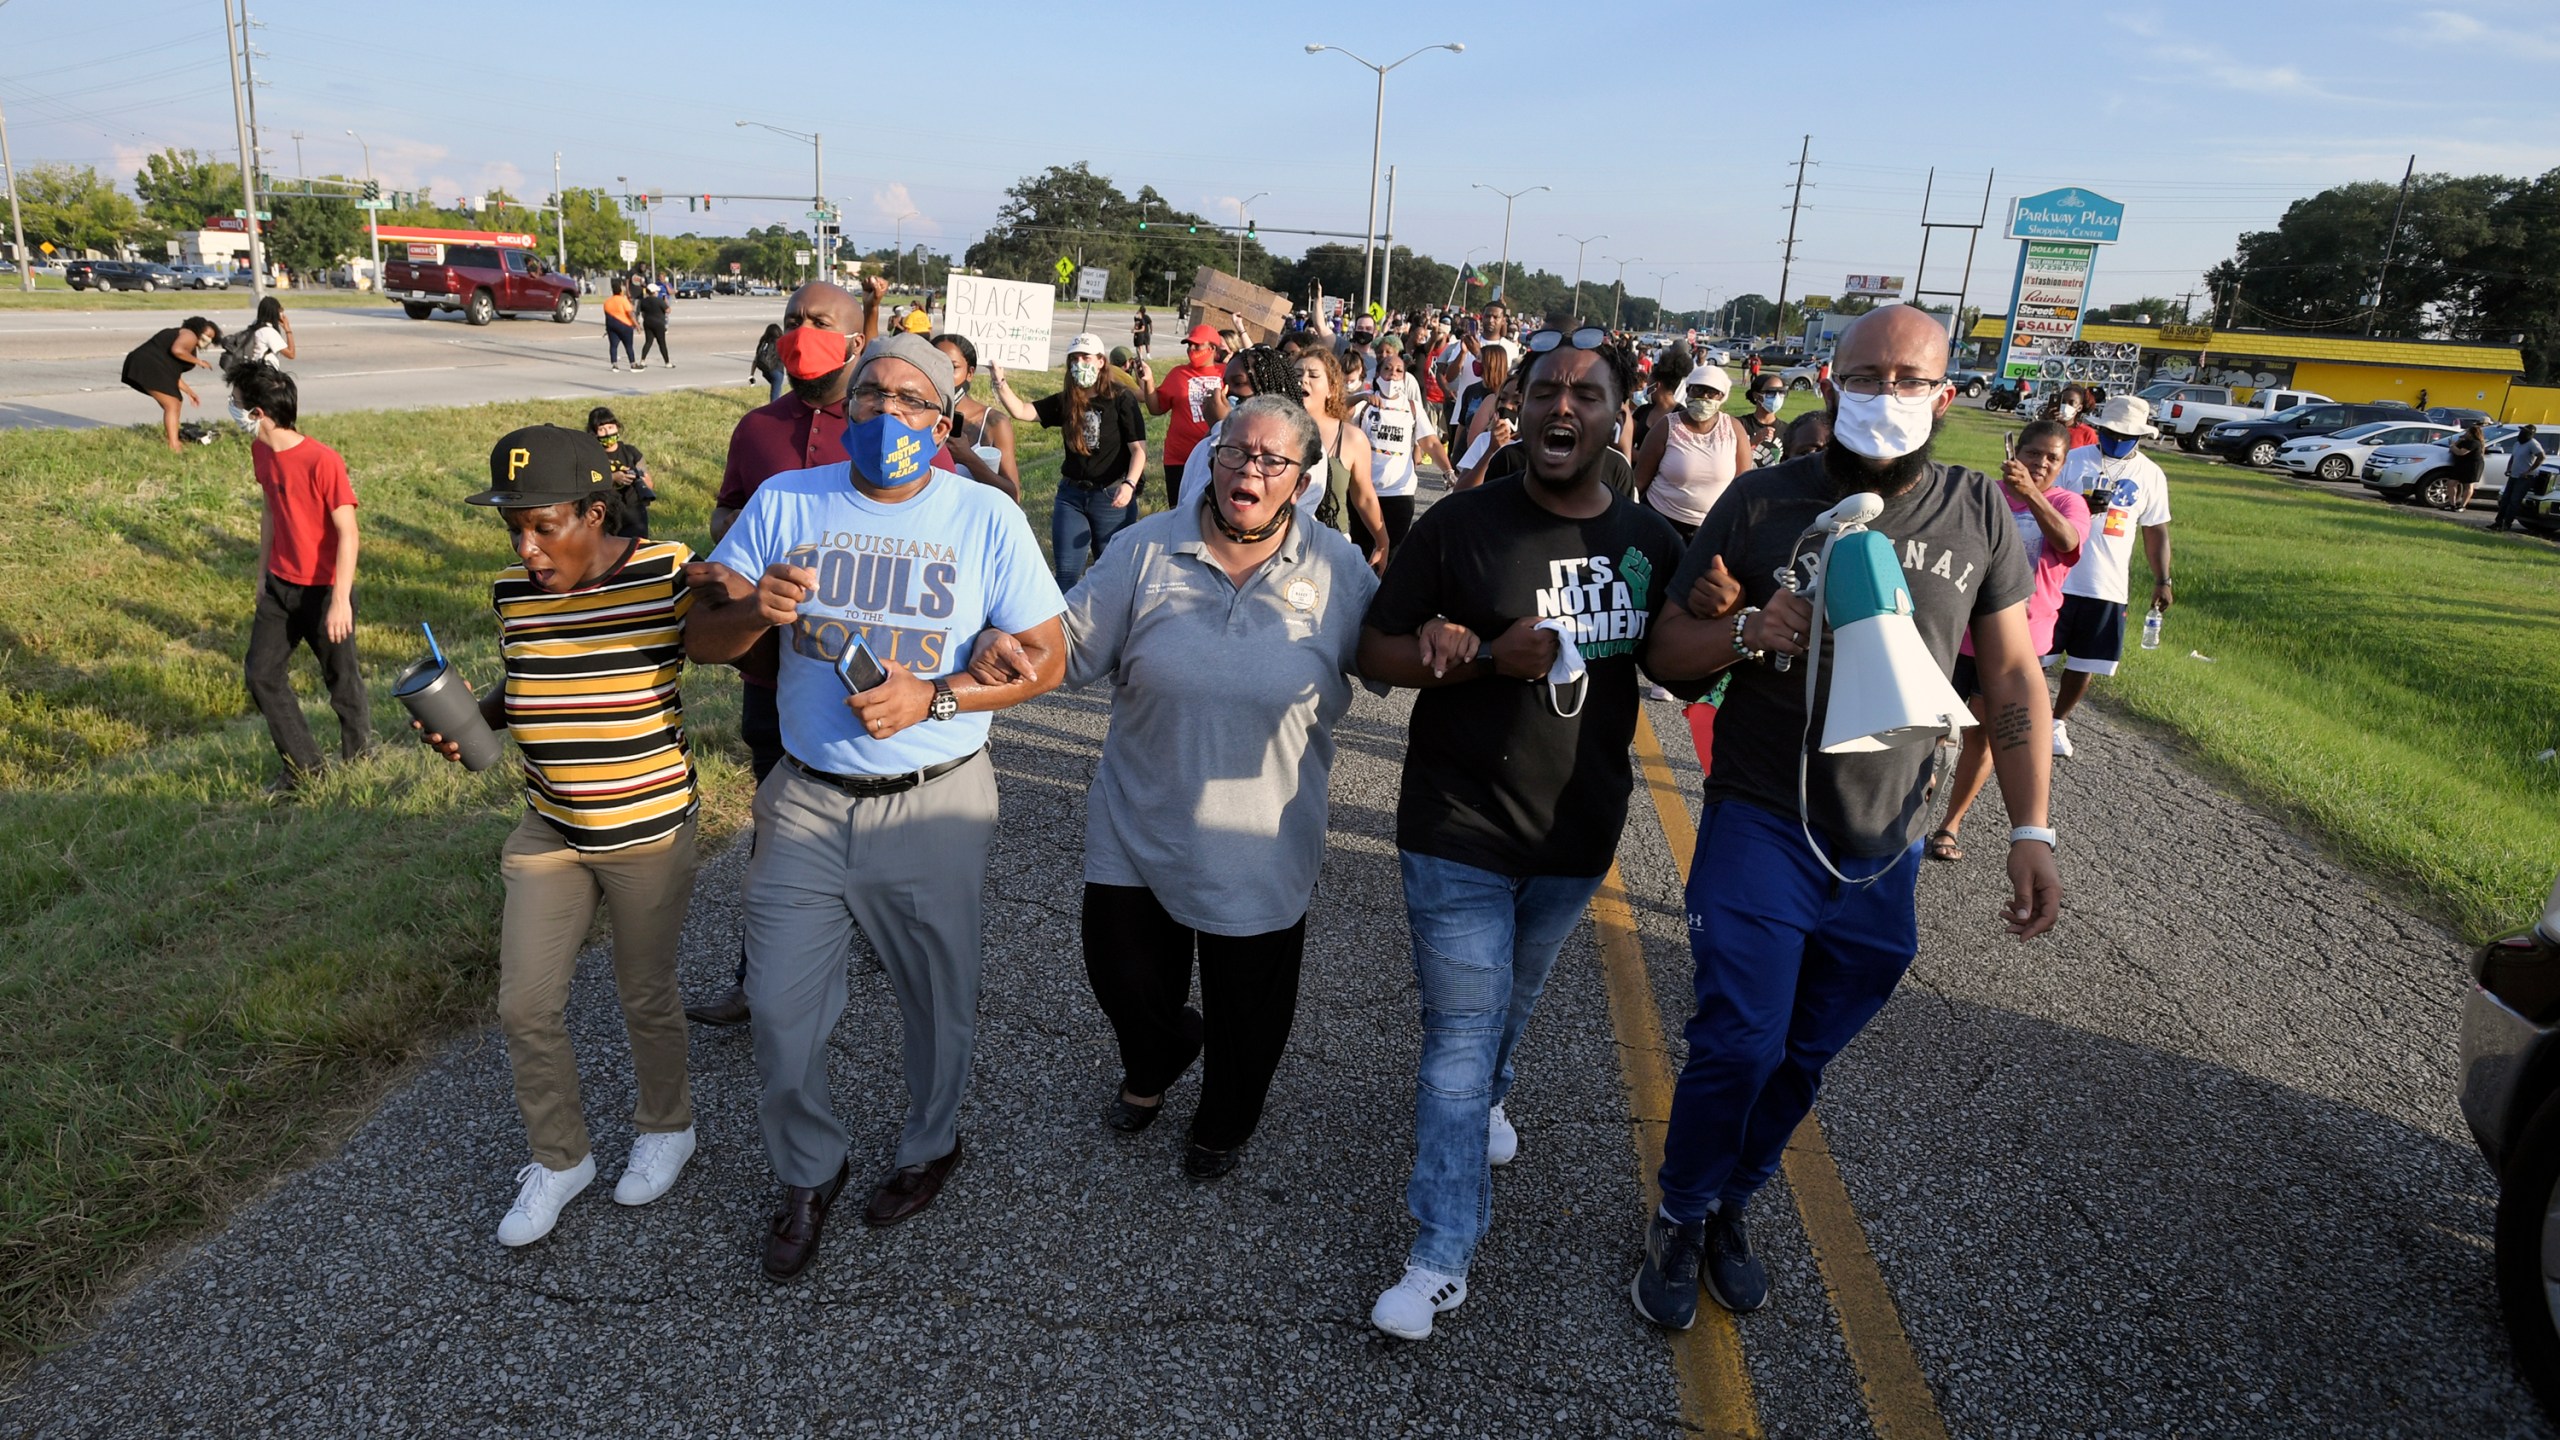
[687,275,882,1027]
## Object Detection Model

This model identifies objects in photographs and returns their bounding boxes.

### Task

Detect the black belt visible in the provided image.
[787,748,980,798]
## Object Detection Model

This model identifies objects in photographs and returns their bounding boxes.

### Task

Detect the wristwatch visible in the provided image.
[928,679,959,722]
[2009,825,2058,850]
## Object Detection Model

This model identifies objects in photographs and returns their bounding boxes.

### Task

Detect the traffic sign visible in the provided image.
[39,241,54,255]
[794,249,812,265]
[807,208,837,221]
[729,262,742,274]
[1053,256,1074,284]
[231,209,274,221]
[1074,267,1109,303]
[618,239,640,263]
[354,198,393,211]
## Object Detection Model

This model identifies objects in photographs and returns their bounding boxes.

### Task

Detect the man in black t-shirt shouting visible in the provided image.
[1629,304,2061,1331]
[1356,329,1686,1342]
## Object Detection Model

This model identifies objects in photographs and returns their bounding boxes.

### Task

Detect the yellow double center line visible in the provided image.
[1586,710,1950,1440]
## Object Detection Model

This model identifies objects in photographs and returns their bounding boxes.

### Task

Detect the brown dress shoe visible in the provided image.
[686,985,751,1027]
[861,1140,964,1228]
[761,1157,850,1281]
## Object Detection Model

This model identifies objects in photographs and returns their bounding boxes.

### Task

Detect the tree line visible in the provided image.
[2206,167,2560,380]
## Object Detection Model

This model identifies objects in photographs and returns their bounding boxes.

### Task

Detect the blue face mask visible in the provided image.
[846,410,940,487]
[2097,432,2141,460]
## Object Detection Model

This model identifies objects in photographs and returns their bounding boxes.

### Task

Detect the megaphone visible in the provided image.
[1790,492,1973,755]
[1814,529,1975,752]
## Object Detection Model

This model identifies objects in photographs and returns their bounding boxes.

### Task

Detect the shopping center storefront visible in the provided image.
[1966,318,2526,414]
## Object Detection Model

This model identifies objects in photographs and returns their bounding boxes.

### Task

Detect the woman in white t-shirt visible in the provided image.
[227,296,295,429]
[1351,348,1451,553]
[1630,364,1753,540]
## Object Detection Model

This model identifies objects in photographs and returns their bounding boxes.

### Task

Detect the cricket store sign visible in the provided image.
[1995,186,2124,383]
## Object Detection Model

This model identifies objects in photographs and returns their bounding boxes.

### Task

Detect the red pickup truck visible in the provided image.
[384,244,579,326]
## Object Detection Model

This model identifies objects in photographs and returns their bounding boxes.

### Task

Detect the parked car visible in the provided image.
[163,262,233,291]
[745,281,780,296]
[2458,867,2560,1419]
[1951,368,1996,399]
[674,277,715,299]
[64,260,180,292]
[2362,424,2528,508]
[2204,400,2423,468]
[2275,420,2457,481]
[2426,406,2495,426]
[383,244,579,325]
[2157,385,2332,451]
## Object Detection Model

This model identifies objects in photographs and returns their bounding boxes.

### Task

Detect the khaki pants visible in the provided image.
[497,810,698,1169]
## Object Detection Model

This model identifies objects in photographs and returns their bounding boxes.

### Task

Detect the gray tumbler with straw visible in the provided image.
[393,623,503,772]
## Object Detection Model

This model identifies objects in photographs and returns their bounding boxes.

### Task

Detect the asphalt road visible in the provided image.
[0,295,1153,432]
[0,477,2543,1436]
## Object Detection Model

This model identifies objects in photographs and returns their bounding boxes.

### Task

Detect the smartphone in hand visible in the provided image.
[835,634,889,694]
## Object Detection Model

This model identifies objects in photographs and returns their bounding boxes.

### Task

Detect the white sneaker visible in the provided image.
[1371,1265,1469,1340]
[608,363,621,372]
[2050,719,2075,758]
[1641,682,1675,703]
[1488,1104,1519,1167]
[495,1154,595,1247]
[613,1125,696,1206]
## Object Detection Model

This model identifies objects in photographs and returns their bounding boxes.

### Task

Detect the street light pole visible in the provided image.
[736,121,828,276]
[894,209,919,287]
[1472,182,1547,305]
[1306,41,1464,320]
[222,0,267,301]
[1234,190,1267,273]
[1559,233,1605,323]
[0,69,31,291]
[551,151,566,272]
[1603,255,1641,329]
[1651,271,1679,331]
[347,130,379,296]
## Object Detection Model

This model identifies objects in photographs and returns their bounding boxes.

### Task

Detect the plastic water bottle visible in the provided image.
[2140,605,2164,650]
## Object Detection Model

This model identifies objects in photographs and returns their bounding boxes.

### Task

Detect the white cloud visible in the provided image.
[872,182,930,233]
[2410,7,2560,59]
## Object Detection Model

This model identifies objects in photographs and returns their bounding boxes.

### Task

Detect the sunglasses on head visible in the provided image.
[1522,326,1608,355]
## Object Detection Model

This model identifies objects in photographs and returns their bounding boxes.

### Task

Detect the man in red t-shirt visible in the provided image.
[230,364,369,793]
[1134,323,1225,512]
[687,276,878,1028]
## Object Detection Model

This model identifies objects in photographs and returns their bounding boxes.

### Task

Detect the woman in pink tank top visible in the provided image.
[1632,364,1755,539]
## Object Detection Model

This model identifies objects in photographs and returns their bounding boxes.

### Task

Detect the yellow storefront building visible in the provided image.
[1966,318,2560,423]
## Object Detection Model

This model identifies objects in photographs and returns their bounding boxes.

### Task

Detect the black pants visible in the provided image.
[1352,494,1416,558]
[640,324,671,363]
[1082,883,1306,1151]
[245,572,371,776]
[1164,455,1190,514]
[732,682,786,988]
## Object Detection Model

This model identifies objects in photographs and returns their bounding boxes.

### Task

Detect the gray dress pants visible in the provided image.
[743,751,999,1185]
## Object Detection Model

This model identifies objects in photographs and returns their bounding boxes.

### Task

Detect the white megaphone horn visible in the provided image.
[1802,511,1974,755]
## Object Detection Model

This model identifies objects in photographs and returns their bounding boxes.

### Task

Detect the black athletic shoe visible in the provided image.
[1629,1213,1706,1329]
[1702,1203,1769,1314]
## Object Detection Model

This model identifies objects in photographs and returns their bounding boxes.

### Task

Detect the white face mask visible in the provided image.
[1831,390,1937,460]
[1069,360,1101,387]
[1682,398,1717,424]
[2057,403,2080,422]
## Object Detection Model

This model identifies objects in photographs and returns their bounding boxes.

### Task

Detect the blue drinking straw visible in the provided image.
[422,621,447,670]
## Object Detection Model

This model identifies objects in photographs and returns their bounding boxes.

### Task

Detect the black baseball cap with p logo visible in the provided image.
[465,425,612,507]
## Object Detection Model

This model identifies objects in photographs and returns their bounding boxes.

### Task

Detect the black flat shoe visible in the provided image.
[1108,1094,1164,1134]
[1183,1143,1238,1181]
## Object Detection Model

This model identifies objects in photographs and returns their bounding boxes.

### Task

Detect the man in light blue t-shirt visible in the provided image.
[689,333,1066,1280]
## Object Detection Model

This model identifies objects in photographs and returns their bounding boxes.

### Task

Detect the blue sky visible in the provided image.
[8,0,2557,318]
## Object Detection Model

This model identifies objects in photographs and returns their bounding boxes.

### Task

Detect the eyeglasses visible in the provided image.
[1835,374,1947,399]
[1208,444,1305,478]
[1523,326,1608,355]
[850,383,945,421]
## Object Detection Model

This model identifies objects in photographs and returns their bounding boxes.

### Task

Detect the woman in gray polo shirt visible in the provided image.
[976,395,1377,1180]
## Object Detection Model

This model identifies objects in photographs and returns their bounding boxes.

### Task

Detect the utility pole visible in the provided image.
[1473,182,1548,304]
[222,0,267,300]
[2176,287,2198,324]
[0,66,30,292]
[1604,255,1640,329]
[1379,165,1397,317]
[1774,134,1810,351]
[289,129,303,180]
[552,151,566,271]
[2368,153,2416,336]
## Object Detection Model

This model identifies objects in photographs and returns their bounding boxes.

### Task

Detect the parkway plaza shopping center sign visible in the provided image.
[1994,187,2133,389]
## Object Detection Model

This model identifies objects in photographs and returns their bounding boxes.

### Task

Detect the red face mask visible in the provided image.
[776,326,850,382]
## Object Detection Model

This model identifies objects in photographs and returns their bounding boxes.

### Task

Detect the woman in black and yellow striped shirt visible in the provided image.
[418,424,702,1248]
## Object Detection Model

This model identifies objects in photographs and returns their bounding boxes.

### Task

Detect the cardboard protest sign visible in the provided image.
[1183,267,1292,345]
[942,274,1055,370]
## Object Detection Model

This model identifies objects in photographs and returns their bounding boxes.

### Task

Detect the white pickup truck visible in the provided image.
[2154,384,2332,451]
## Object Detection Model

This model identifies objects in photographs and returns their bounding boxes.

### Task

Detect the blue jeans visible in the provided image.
[1399,849,1607,1276]
[1051,481,1136,589]
[606,320,635,366]
[1656,801,1923,1222]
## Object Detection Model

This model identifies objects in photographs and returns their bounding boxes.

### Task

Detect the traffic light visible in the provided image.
[362,178,379,202]
[1137,220,1147,229]
[702,194,712,212]
[1187,224,1197,234]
